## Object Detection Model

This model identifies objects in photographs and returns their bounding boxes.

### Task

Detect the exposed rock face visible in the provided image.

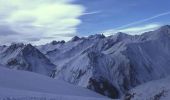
[87,77,119,98]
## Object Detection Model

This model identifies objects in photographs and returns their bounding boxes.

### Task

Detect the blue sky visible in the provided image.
[0,0,170,44]
[75,0,170,35]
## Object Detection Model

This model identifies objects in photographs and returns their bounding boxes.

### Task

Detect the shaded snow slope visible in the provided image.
[0,66,109,100]
[124,76,170,100]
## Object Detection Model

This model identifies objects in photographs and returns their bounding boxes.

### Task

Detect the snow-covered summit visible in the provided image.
[88,34,105,40]
[70,36,81,42]
[51,40,65,45]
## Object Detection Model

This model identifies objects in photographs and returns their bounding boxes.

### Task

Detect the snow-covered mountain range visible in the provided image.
[1,25,170,99]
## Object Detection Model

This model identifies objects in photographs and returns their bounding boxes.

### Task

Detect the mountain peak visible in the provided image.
[157,25,170,33]
[159,25,170,30]
[23,44,37,52]
[115,32,129,37]
[88,34,105,39]
[51,40,65,45]
[3,43,24,54]
[108,32,131,41]
[10,43,24,48]
[71,36,81,41]
[1,43,56,76]
[22,44,42,56]
[155,25,170,37]
[25,43,33,48]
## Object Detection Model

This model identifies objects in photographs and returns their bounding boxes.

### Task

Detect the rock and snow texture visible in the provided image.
[0,43,56,76]
[37,25,170,98]
[124,76,170,100]
[0,66,109,100]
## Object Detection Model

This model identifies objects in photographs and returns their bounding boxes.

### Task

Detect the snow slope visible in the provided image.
[124,76,170,100]
[0,66,109,100]
[0,87,109,100]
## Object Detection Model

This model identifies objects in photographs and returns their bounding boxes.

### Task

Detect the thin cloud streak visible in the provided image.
[103,23,162,36]
[103,11,170,36]
[114,11,170,30]
[117,24,161,34]
[82,11,101,15]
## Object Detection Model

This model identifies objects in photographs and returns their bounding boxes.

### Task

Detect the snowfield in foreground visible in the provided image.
[0,66,110,100]
[0,87,108,100]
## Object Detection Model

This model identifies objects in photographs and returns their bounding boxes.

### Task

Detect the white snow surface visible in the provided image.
[0,66,109,100]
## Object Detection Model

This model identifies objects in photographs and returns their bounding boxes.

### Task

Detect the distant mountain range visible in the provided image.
[1,25,170,99]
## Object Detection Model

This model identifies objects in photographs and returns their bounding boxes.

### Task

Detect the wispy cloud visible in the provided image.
[120,24,160,34]
[0,0,85,44]
[104,24,161,36]
[103,11,170,35]
[114,11,170,30]
[82,11,101,15]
